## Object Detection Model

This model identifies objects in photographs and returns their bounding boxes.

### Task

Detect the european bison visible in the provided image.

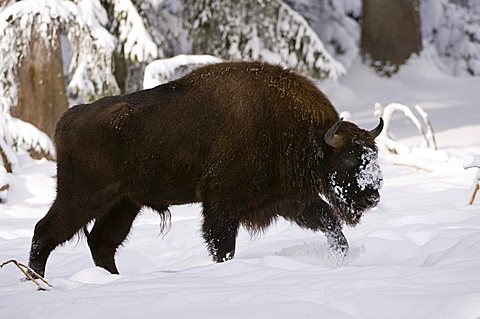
[29,61,383,277]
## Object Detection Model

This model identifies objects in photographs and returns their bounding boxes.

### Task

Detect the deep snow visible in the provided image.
[1,56,480,319]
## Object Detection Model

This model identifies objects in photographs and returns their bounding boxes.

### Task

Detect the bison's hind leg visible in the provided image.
[87,198,140,274]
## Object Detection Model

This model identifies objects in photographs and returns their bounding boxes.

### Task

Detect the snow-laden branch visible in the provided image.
[284,0,361,70]
[465,155,480,170]
[75,0,116,50]
[0,139,16,172]
[372,102,445,174]
[0,110,54,202]
[415,104,437,150]
[0,165,8,203]
[0,0,119,111]
[143,54,222,89]
[183,0,345,80]
[375,102,437,155]
[275,0,346,80]
[422,0,480,76]
[112,0,160,62]
[4,116,55,158]
[0,109,55,199]
[0,112,55,171]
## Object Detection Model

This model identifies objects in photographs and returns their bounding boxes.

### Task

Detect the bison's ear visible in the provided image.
[324,118,344,148]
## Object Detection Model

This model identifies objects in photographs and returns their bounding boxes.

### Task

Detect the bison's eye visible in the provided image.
[342,156,359,170]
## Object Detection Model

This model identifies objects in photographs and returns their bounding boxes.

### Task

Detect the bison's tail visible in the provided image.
[82,226,90,237]
[154,207,172,237]
[72,223,91,246]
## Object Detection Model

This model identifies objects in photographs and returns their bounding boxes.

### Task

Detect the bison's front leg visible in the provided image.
[29,199,93,278]
[293,199,349,262]
[201,205,240,263]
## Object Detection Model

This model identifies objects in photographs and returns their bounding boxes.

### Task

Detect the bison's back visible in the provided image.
[54,61,339,208]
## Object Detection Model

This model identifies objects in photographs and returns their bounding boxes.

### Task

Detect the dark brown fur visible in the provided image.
[28,61,382,276]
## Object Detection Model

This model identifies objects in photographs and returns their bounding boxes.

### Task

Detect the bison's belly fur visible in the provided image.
[28,61,366,277]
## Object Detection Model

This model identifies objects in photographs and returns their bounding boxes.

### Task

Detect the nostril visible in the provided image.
[362,195,379,208]
[368,195,380,207]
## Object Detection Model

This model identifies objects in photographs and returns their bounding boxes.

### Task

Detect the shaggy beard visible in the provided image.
[324,192,364,226]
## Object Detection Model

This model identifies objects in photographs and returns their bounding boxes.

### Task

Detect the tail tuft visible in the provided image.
[82,226,90,237]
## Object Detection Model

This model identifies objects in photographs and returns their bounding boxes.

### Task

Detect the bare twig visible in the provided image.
[464,156,480,205]
[1,259,51,290]
[393,162,433,173]
[470,184,479,205]
[0,145,12,173]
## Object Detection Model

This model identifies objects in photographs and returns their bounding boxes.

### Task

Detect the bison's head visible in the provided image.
[321,118,384,226]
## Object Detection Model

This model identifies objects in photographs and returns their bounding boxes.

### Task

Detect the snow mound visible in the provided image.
[68,267,120,284]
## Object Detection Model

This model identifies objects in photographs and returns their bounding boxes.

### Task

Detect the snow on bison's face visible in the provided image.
[322,118,384,226]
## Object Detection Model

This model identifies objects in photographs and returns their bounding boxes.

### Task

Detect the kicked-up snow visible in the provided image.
[1,56,480,318]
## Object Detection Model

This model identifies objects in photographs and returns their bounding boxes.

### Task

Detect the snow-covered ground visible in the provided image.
[1,56,480,318]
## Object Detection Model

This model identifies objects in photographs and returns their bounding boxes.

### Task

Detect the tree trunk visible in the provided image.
[114,50,128,94]
[12,28,68,138]
[361,0,422,75]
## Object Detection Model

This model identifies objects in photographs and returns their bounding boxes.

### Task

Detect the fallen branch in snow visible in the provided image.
[374,102,437,155]
[0,145,12,173]
[470,184,480,205]
[415,104,437,150]
[0,259,51,291]
[393,162,433,173]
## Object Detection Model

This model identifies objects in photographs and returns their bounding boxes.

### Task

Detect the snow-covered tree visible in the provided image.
[0,0,161,175]
[284,0,361,70]
[99,0,164,92]
[0,0,162,108]
[144,0,191,57]
[0,0,118,174]
[0,0,119,114]
[110,0,160,62]
[361,0,422,75]
[422,0,480,76]
[285,0,480,77]
[182,0,345,80]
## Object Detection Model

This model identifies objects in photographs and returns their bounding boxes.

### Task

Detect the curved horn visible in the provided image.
[324,118,343,147]
[369,117,384,139]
